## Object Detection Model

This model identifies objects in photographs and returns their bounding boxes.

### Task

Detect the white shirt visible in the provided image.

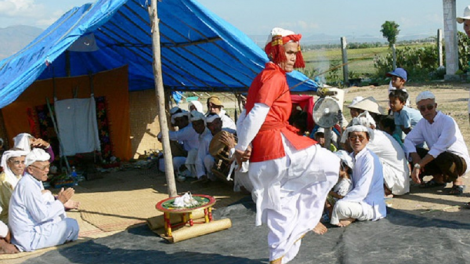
[404,111,470,172]
[9,173,65,250]
[196,128,213,177]
[168,123,199,151]
[366,129,410,192]
[343,148,386,221]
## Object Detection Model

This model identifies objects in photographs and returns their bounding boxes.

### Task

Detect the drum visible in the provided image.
[209,131,236,183]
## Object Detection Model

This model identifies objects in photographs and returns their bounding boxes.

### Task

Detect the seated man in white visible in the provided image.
[9,148,79,252]
[188,111,213,183]
[331,125,387,227]
[346,111,410,196]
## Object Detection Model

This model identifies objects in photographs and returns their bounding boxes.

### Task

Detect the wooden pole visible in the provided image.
[437,29,443,67]
[340,37,348,86]
[148,0,177,197]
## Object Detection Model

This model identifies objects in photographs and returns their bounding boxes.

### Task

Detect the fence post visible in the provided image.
[437,29,443,67]
[392,44,397,70]
[341,37,348,86]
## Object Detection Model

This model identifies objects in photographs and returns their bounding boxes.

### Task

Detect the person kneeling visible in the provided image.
[9,148,79,252]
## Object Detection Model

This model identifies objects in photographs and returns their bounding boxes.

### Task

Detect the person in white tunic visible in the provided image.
[331,125,387,227]
[187,111,214,183]
[346,111,410,196]
[9,148,79,252]
[404,91,470,195]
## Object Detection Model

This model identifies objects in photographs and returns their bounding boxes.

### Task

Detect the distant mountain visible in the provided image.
[0,25,43,60]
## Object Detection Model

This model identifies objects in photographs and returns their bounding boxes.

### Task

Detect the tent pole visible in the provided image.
[148,0,177,197]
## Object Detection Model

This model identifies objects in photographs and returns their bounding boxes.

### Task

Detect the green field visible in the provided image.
[302,43,435,80]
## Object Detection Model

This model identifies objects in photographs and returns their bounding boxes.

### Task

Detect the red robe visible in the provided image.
[245,63,316,162]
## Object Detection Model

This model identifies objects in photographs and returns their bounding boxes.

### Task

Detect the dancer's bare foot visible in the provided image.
[269,257,282,264]
[313,222,328,235]
[338,218,356,227]
[0,239,19,254]
[64,199,80,210]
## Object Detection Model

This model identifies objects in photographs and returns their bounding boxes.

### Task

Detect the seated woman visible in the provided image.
[330,125,386,227]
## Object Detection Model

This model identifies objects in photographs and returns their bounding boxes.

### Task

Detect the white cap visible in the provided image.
[189,110,205,122]
[415,91,435,104]
[189,101,204,114]
[25,148,50,167]
[206,114,220,123]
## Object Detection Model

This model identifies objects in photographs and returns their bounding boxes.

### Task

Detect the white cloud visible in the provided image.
[0,0,45,18]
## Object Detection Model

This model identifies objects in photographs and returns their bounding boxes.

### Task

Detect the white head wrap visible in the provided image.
[352,111,376,129]
[13,133,33,153]
[169,107,182,115]
[189,101,204,114]
[265,27,296,46]
[334,150,354,169]
[206,114,221,123]
[25,148,50,167]
[189,110,206,123]
[172,110,189,120]
[415,91,436,104]
[340,125,374,143]
[1,149,28,189]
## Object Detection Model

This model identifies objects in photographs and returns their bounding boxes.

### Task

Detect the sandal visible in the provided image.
[449,185,466,195]
[420,179,446,188]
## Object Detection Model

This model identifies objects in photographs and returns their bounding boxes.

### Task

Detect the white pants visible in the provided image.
[21,218,79,252]
[330,200,374,225]
[202,155,215,180]
[185,149,198,177]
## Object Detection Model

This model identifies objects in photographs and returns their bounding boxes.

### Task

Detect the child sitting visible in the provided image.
[324,150,353,220]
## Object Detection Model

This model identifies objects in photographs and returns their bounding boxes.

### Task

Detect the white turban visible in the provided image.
[1,149,28,189]
[265,27,296,46]
[352,111,376,128]
[13,133,33,153]
[189,101,204,114]
[334,150,354,169]
[171,110,189,124]
[25,148,50,167]
[189,110,206,123]
[206,114,220,123]
[416,91,435,104]
[169,107,182,115]
[340,125,374,143]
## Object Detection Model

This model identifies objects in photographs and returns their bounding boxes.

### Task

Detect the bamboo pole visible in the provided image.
[148,0,177,197]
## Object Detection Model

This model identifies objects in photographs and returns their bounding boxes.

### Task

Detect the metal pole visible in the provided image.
[148,0,177,197]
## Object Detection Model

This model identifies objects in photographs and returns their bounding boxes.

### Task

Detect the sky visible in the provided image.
[0,0,469,39]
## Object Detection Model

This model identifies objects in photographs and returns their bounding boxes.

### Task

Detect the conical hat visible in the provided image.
[349,96,385,115]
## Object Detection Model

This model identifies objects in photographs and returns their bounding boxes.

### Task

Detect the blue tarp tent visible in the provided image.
[0,0,318,109]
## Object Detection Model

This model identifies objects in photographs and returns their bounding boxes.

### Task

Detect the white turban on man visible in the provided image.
[1,149,28,189]
[25,148,50,167]
[13,133,33,153]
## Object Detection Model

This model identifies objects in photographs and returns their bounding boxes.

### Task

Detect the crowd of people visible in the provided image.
[156,26,470,263]
[1,10,470,263]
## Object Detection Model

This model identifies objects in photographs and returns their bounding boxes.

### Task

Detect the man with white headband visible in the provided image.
[234,27,339,264]
[404,91,470,195]
[158,109,199,176]
[331,125,386,227]
[187,111,214,183]
[9,148,79,252]
[344,111,410,197]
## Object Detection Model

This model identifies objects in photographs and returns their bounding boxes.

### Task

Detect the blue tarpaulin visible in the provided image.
[0,0,318,109]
